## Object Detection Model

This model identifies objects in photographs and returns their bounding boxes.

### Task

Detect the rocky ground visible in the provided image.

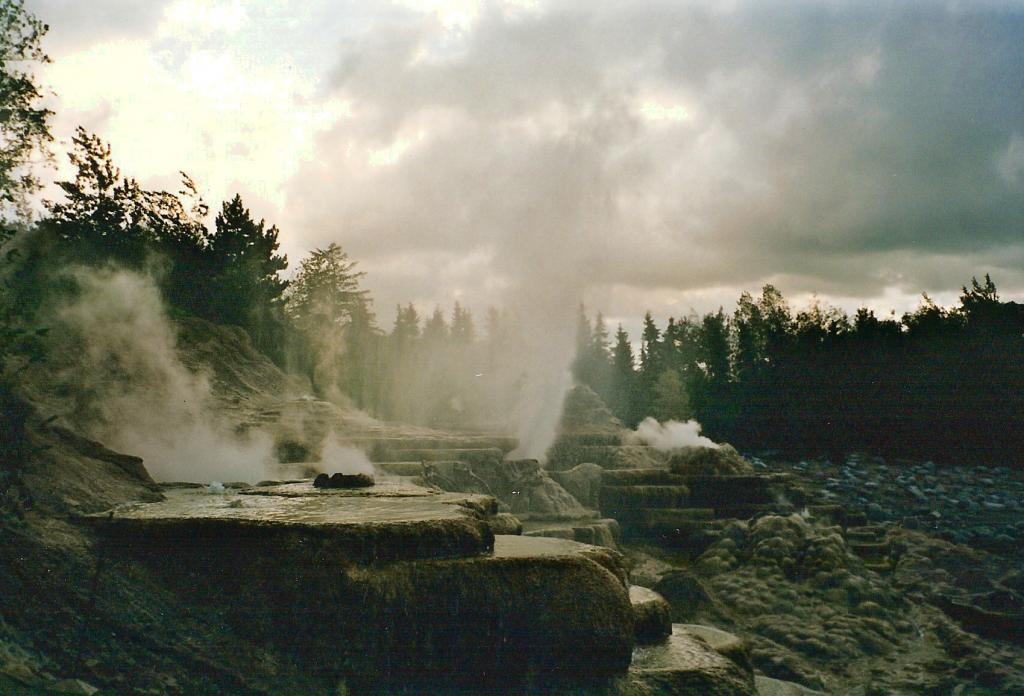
[623,452,1024,695]
[751,454,1024,552]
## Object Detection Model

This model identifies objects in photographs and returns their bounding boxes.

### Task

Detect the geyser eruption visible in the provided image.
[629,417,720,451]
[507,300,576,461]
[56,268,276,484]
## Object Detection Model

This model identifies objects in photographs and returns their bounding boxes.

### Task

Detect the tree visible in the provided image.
[609,324,638,426]
[450,302,474,344]
[732,291,760,382]
[286,243,367,333]
[639,311,660,379]
[286,243,369,394]
[959,274,1000,327]
[699,309,730,386]
[44,129,216,319]
[206,194,288,355]
[423,306,449,345]
[340,297,381,411]
[390,303,420,353]
[0,0,52,222]
[651,369,692,422]
[0,0,52,500]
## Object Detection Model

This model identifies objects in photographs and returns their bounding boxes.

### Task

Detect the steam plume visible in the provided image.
[629,417,719,451]
[57,268,275,484]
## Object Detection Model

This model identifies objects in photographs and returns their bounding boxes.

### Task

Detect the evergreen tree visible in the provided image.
[286,243,369,394]
[732,291,760,382]
[423,306,449,345]
[651,368,692,422]
[699,309,730,386]
[637,311,661,417]
[639,311,661,379]
[450,302,474,344]
[609,324,638,426]
[208,194,288,324]
[340,297,381,412]
[391,303,420,352]
[286,243,367,333]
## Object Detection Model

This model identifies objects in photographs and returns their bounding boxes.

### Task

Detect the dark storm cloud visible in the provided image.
[283,0,1024,312]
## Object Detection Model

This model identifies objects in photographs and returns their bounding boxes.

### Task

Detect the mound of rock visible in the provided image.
[668,444,754,477]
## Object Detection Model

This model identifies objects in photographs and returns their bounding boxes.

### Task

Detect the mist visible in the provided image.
[629,417,719,451]
[56,268,276,484]
[316,434,375,476]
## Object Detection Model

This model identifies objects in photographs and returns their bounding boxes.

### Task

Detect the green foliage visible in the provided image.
[0,0,52,220]
[285,242,373,395]
[571,306,613,409]
[286,243,367,333]
[206,194,289,356]
[651,368,692,422]
[0,0,51,506]
[609,324,639,425]
[46,128,210,269]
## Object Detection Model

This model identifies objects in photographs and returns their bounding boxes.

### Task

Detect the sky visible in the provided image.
[28,0,1024,337]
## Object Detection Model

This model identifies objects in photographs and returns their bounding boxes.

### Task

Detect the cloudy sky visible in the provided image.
[29,0,1024,334]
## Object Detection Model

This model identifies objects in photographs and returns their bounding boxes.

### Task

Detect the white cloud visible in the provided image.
[159,0,248,38]
[44,30,347,211]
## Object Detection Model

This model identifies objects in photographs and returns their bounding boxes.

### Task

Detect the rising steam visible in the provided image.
[57,268,276,484]
[316,434,375,476]
[629,417,719,451]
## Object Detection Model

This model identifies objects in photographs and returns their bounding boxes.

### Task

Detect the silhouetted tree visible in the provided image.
[204,194,289,356]
[0,0,52,222]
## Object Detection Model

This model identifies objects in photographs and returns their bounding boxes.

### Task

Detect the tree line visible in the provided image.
[572,280,1024,467]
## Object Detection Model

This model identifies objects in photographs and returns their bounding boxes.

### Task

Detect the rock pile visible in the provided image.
[313,472,375,489]
[772,454,1024,552]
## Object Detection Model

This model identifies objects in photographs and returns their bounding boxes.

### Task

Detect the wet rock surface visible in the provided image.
[630,586,672,645]
[82,483,500,564]
[618,626,757,695]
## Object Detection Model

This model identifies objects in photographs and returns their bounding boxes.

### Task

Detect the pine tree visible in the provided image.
[652,369,692,422]
[423,306,449,345]
[207,194,288,350]
[609,324,638,426]
[700,308,730,386]
[286,243,367,333]
[451,302,475,344]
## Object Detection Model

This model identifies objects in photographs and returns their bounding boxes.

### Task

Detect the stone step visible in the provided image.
[370,447,505,464]
[347,436,518,453]
[630,585,672,645]
[522,518,620,549]
[83,482,500,565]
[487,513,523,536]
[678,624,753,674]
[601,468,688,486]
[622,511,721,555]
[547,445,664,471]
[684,475,775,506]
[710,503,795,520]
[618,625,756,695]
[600,485,691,517]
